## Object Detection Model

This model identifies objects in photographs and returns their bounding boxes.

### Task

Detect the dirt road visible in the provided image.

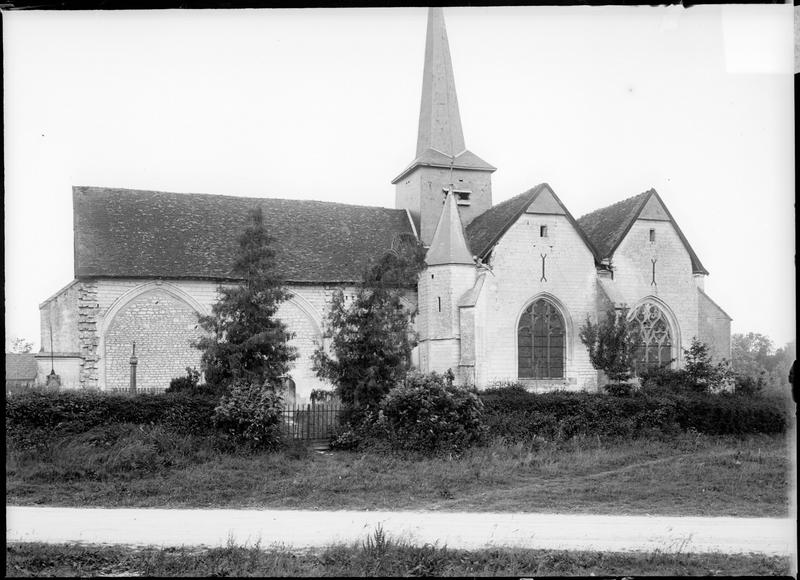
[6,506,795,556]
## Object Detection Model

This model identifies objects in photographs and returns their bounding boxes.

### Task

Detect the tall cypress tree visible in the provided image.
[194,207,297,388]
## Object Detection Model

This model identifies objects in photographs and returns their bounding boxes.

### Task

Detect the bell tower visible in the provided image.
[393,7,496,246]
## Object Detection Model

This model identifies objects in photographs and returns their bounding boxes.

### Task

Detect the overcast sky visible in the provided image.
[3,5,795,352]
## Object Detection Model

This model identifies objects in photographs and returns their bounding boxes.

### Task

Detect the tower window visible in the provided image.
[649,229,656,242]
[540,225,548,238]
[437,297,442,312]
[444,187,472,206]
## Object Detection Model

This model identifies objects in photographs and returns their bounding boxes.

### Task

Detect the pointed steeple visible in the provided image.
[426,190,474,266]
[393,7,495,185]
[417,7,465,158]
[393,7,495,246]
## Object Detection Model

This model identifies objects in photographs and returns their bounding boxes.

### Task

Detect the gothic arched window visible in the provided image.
[628,301,674,373]
[518,298,565,379]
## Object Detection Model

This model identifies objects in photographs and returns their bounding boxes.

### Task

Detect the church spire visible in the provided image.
[416,7,465,158]
[426,190,474,266]
[393,7,495,246]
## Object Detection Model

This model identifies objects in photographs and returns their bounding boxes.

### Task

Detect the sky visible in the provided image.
[3,5,795,352]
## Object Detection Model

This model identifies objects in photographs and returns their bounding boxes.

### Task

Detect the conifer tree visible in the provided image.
[312,235,424,408]
[194,207,297,388]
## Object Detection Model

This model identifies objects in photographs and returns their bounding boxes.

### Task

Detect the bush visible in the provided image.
[378,371,486,455]
[479,384,787,443]
[212,381,284,451]
[734,373,766,397]
[639,367,690,394]
[166,367,206,394]
[682,338,733,393]
[602,382,634,396]
[6,389,220,449]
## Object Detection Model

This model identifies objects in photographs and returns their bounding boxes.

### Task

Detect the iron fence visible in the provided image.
[280,403,342,442]
[107,387,167,394]
[5,381,37,395]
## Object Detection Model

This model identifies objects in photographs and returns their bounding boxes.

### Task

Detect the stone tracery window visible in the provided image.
[628,301,673,373]
[518,298,565,379]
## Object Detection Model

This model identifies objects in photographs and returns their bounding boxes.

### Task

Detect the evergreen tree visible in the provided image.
[311,235,424,409]
[194,207,297,388]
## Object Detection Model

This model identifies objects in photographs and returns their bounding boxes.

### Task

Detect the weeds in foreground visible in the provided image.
[5,537,791,577]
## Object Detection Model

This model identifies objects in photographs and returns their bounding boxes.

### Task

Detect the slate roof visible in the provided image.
[5,353,37,381]
[392,148,496,184]
[73,187,415,283]
[577,189,708,275]
[576,191,650,261]
[465,183,598,262]
[426,191,473,266]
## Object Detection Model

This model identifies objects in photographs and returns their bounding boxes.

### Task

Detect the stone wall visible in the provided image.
[78,281,100,388]
[698,289,732,362]
[610,219,701,366]
[39,281,80,354]
[104,288,204,391]
[75,278,418,402]
[473,213,600,391]
[396,166,492,245]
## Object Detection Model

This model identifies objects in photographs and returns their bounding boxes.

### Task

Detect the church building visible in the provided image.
[37,8,731,400]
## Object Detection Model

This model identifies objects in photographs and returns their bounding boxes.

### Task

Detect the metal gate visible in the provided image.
[280,403,342,444]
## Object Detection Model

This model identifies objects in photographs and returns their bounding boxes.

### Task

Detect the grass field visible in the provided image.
[5,536,792,577]
[6,428,791,517]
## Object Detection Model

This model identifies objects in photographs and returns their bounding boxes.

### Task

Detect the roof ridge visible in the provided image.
[466,183,546,258]
[74,186,405,213]
[576,188,654,222]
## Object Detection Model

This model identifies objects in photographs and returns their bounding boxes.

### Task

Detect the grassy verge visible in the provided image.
[6,428,790,516]
[5,537,793,577]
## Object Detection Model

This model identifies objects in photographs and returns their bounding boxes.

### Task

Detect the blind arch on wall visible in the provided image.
[517,297,566,379]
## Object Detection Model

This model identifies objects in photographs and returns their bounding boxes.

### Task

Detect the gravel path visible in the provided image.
[6,506,796,556]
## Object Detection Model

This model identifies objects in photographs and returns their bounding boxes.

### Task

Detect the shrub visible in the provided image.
[733,373,766,397]
[578,307,637,384]
[5,389,219,449]
[602,382,634,396]
[682,338,733,393]
[166,367,201,393]
[378,371,486,455]
[212,381,283,450]
[479,383,787,443]
[639,367,690,394]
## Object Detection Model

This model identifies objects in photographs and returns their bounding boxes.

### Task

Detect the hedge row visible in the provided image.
[6,389,220,439]
[479,385,788,442]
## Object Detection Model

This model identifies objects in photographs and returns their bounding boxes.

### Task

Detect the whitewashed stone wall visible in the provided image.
[610,219,700,366]
[104,288,204,391]
[473,213,600,391]
[698,289,732,363]
[62,278,416,402]
[417,263,475,376]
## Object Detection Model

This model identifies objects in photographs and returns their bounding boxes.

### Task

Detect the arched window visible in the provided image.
[518,298,565,379]
[628,301,673,373]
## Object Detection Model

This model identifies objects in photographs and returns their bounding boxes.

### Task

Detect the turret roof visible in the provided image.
[426,190,474,266]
